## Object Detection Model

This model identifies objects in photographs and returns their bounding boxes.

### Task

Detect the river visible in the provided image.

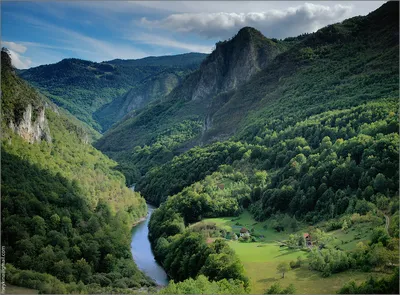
[130,203,169,286]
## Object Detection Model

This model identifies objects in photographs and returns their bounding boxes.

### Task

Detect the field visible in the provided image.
[204,211,387,294]
[5,284,38,294]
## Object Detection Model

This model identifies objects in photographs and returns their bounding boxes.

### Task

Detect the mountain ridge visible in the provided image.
[19,53,207,131]
[95,26,290,153]
[1,48,155,293]
[95,2,398,188]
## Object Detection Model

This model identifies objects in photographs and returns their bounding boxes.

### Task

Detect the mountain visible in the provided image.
[1,49,154,293]
[2,2,399,294]
[19,53,207,132]
[93,67,196,130]
[129,3,398,292]
[107,52,207,67]
[95,2,398,194]
[95,28,290,182]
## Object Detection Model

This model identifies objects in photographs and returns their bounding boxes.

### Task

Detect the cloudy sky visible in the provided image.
[1,1,384,69]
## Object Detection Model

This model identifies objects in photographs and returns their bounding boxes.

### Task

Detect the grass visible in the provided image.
[5,284,38,294]
[206,210,291,242]
[328,225,373,251]
[204,211,388,294]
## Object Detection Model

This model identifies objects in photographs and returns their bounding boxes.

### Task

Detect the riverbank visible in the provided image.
[132,215,147,227]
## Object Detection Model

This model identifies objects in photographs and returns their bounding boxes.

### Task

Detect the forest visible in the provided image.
[139,3,398,293]
[1,49,154,293]
[1,1,399,294]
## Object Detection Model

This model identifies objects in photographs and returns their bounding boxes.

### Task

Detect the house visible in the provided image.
[303,233,312,247]
[240,227,250,237]
[217,183,225,190]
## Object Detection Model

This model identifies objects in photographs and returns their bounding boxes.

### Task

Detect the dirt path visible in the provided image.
[384,213,390,233]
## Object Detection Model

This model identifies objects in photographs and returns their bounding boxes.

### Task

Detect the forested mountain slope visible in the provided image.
[139,3,399,292]
[95,27,290,182]
[19,53,207,131]
[93,67,195,129]
[96,2,398,189]
[137,1,399,207]
[1,49,154,293]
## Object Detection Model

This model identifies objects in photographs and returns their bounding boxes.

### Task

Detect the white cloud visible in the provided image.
[141,2,354,39]
[131,33,212,53]
[7,49,32,69]
[2,41,27,53]
[1,41,32,69]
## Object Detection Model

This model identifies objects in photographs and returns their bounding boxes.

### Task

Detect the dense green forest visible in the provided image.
[1,49,154,293]
[20,53,207,131]
[132,2,399,293]
[96,2,399,193]
[1,1,399,294]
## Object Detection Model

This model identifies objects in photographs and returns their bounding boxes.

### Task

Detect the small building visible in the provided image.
[240,227,250,237]
[303,233,312,247]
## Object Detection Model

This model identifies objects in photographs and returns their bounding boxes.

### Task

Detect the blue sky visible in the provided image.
[1,1,384,69]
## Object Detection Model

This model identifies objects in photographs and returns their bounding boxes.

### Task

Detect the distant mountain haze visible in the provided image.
[19,53,207,132]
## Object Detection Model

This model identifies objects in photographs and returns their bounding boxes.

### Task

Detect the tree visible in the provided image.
[265,283,296,294]
[341,220,349,231]
[276,262,290,278]
[371,227,389,246]
[369,243,390,269]
[74,258,92,283]
[50,214,60,230]
[32,216,46,236]
[373,173,386,193]
[253,170,268,187]
[287,234,298,248]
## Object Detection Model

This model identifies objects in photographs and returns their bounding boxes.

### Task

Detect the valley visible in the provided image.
[1,1,399,294]
[202,211,389,294]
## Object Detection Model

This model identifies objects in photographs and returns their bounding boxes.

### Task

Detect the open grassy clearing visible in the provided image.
[203,211,388,294]
[205,210,292,242]
[5,284,38,294]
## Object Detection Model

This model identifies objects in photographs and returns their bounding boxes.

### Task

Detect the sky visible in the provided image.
[1,1,385,69]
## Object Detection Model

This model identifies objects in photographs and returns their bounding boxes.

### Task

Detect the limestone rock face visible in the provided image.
[9,104,52,144]
[94,71,183,129]
[191,27,283,101]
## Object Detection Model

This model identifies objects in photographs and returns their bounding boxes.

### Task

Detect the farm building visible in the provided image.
[303,233,312,246]
[240,227,250,237]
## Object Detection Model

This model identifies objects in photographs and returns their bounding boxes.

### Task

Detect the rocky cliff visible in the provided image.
[95,27,290,165]
[94,69,187,129]
[1,49,52,143]
[8,104,51,143]
[190,27,287,101]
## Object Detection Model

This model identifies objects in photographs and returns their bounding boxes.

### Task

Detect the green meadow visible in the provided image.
[204,211,387,294]
[5,284,38,294]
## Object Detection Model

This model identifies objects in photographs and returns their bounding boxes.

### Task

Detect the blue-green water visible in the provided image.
[130,204,168,286]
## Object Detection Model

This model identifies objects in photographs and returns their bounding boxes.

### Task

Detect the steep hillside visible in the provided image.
[1,49,154,293]
[137,3,399,293]
[20,53,207,131]
[134,1,399,206]
[96,3,398,188]
[95,28,289,181]
[94,67,195,129]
